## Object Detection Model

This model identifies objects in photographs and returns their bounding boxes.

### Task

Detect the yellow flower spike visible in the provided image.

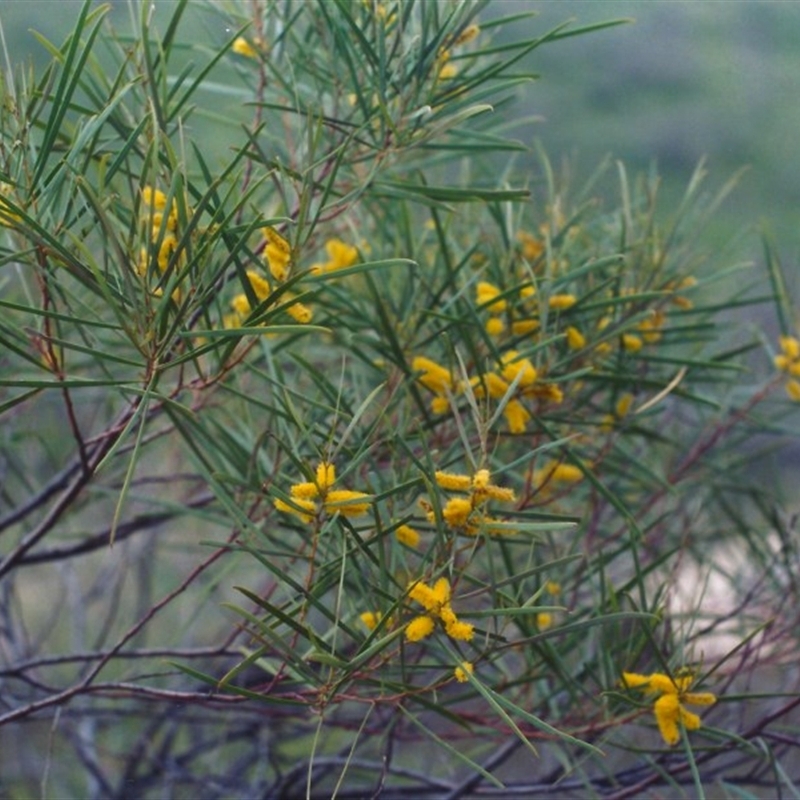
[504,398,531,434]
[412,356,456,395]
[360,611,382,631]
[274,497,317,523]
[536,612,553,630]
[431,396,451,414]
[231,294,252,316]
[395,524,421,548]
[141,186,167,210]
[232,36,259,58]
[443,617,474,642]
[286,301,313,324]
[442,497,473,528]
[316,461,336,491]
[431,577,451,607]
[519,285,536,300]
[290,482,319,500]
[156,235,178,272]
[615,392,635,418]
[512,319,540,336]
[454,661,474,683]
[435,471,473,492]
[622,333,643,352]
[405,615,435,642]
[324,489,371,517]
[485,317,505,336]
[565,326,586,350]
[262,227,292,282]
[501,350,537,387]
[311,238,359,274]
[245,270,272,301]
[476,281,507,314]
[621,670,717,747]
[548,294,577,311]
[482,371,510,399]
[545,580,561,596]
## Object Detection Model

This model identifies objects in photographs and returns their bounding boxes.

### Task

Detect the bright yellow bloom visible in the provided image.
[442,497,473,528]
[310,238,359,274]
[406,577,474,643]
[395,524,421,548]
[435,472,472,492]
[454,661,474,683]
[412,356,460,413]
[565,326,586,350]
[615,392,635,418]
[232,37,258,58]
[405,615,435,642]
[548,294,577,311]
[274,461,370,522]
[622,333,643,352]
[774,336,800,400]
[621,671,716,746]
[504,399,531,434]
[639,309,666,344]
[324,489,371,517]
[263,227,292,282]
[500,350,537,387]
[545,580,561,596]
[360,611,382,631]
[485,317,505,336]
[536,612,553,630]
[317,460,336,489]
[787,379,800,401]
[141,186,167,210]
[512,319,540,336]
[476,281,507,313]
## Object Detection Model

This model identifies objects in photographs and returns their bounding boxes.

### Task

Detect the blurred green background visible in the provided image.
[3,1,799,263]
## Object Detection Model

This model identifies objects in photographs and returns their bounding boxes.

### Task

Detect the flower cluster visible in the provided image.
[310,238,359,274]
[423,468,516,536]
[225,227,312,328]
[621,670,716,746]
[274,461,371,523]
[137,186,186,299]
[774,335,800,401]
[405,576,474,643]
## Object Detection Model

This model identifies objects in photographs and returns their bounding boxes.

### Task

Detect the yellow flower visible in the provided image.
[485,317,505,336]
[536,612,553,630]
[511,318,539,336]
[534,460,584,491]
[395,524,421,548]
[412,356,461,413]
[360,611,382,631]
[432,468,516,534]
[263,227,292,282]
[405,615,435,642]
[232,36,258,58]
[476,281,507,314]
[565,326,586,350]
[548,294,577,311]
[621,671,716,746]
[310,238,359,274]
[500,350,537,388]
[622,333,643,352]
[454,661,474,683]
[504,399,531,434]
[141,186,167,210]
[406,577,474,643]
[274,461,370,522]
[545,580,561,596]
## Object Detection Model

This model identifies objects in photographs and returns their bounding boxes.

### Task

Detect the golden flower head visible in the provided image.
[621,670,716,746]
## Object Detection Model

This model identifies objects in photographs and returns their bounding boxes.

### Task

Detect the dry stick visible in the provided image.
[0,400,139,580]
[0,532,239,725]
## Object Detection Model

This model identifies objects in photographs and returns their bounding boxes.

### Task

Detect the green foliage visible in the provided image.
[1,2,798,798]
